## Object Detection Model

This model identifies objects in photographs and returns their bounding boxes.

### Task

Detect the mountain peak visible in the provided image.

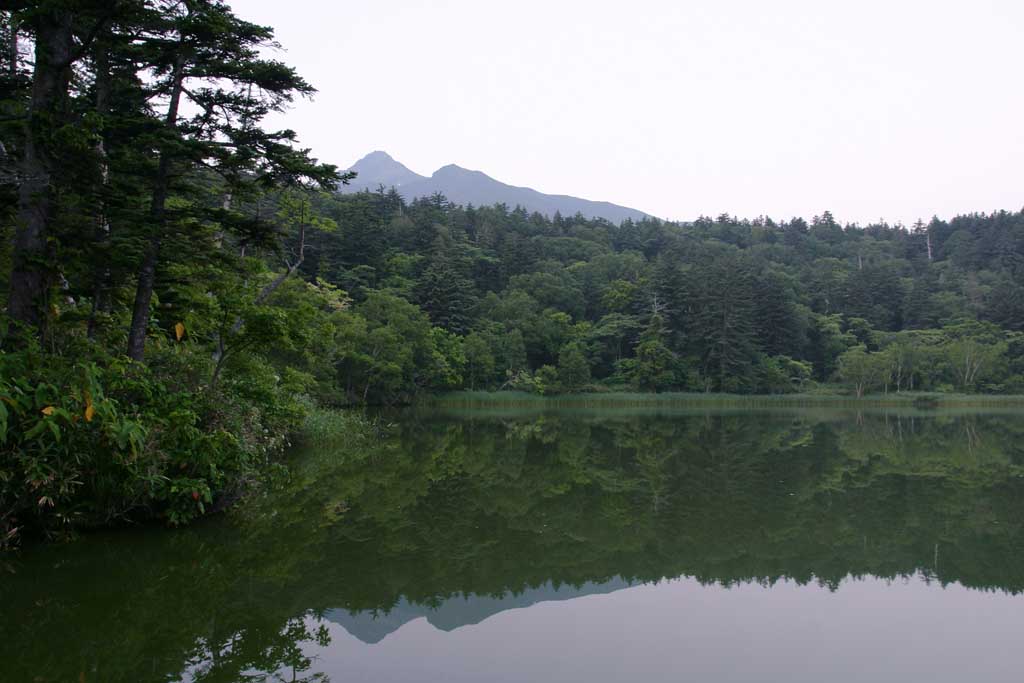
[362,150,397,162]
[341,152,651,223]
[347,151,425,189]
[434,163,464,173]
[432,163,488,179]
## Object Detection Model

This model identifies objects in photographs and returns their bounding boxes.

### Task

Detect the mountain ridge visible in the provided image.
[325,577,633,644]
[340,151,652,223]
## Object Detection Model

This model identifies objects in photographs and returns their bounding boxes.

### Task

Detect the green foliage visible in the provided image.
[836,345,886,397]
[534,365,561,395]
[298,404,374,448]
[830,323,1021,396]
[463,332,496,390]
[757,355,813,394]
[557,344,591,392]
[4,0,1024,544]
[629,313,677,392]
[427,327,466,391]
[0,340,309,546]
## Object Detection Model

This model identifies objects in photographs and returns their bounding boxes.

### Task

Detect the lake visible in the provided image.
[4,407,1024,682]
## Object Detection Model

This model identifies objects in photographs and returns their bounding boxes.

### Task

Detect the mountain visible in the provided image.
[325,577,633,644]
[346,150,425,191]
[340,151,651,224]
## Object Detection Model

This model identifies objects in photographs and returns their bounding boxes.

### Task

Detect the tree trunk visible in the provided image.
[126,56,185,361]
[8,16,17,77]
[253,220,305,306]
[127,241,160,360]
[209,333,227,389]
[7,11,74,332]
[87,46,113,340]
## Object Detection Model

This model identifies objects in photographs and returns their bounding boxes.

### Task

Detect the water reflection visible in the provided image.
[4,409,1024,682]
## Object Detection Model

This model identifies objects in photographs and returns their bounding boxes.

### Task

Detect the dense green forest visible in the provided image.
[298,193,1024,399]
[2,1,1024,543]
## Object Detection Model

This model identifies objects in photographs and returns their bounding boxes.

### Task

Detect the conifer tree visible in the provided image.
[124,0,339,360]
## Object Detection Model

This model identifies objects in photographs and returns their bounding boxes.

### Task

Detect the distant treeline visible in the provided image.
[293,190,1024,400]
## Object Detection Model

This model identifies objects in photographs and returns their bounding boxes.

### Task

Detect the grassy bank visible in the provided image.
[299,407,375,447]
[425,390,1024,410]
[294,394,1024,447]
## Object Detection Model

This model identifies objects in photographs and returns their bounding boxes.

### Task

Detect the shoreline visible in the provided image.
[423,390,1024,410]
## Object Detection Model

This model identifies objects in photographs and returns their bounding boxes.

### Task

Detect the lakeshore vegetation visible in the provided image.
[3,1,1024,544]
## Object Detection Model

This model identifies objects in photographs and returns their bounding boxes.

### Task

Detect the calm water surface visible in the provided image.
[4,407,1024,682]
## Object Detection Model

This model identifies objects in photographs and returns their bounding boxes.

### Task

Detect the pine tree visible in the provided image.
[689,254,760,391]
[125,0,339,360]
[632,313,676,391]
[416,251,477,335]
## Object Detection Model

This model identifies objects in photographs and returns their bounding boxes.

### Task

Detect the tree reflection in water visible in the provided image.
[4,408,1024,682]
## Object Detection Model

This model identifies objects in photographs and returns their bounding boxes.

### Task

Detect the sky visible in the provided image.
[236,0,1023,225]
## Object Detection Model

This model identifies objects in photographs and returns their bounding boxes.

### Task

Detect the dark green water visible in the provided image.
[4,407,1024,682]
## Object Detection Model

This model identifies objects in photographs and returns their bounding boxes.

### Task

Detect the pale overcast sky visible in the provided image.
[238,0,1023,225]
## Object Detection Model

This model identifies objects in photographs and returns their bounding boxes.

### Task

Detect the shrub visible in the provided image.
[0,341,308,547]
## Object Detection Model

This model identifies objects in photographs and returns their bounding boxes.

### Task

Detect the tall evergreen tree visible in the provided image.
[689,254,760,391]
[124,0,338,360]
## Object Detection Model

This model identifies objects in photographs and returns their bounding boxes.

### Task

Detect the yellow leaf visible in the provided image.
[41,406,55,416]
[174,322,186,341]
[85,404,95,422]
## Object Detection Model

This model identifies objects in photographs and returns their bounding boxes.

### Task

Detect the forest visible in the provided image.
[2,1,1024,543]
